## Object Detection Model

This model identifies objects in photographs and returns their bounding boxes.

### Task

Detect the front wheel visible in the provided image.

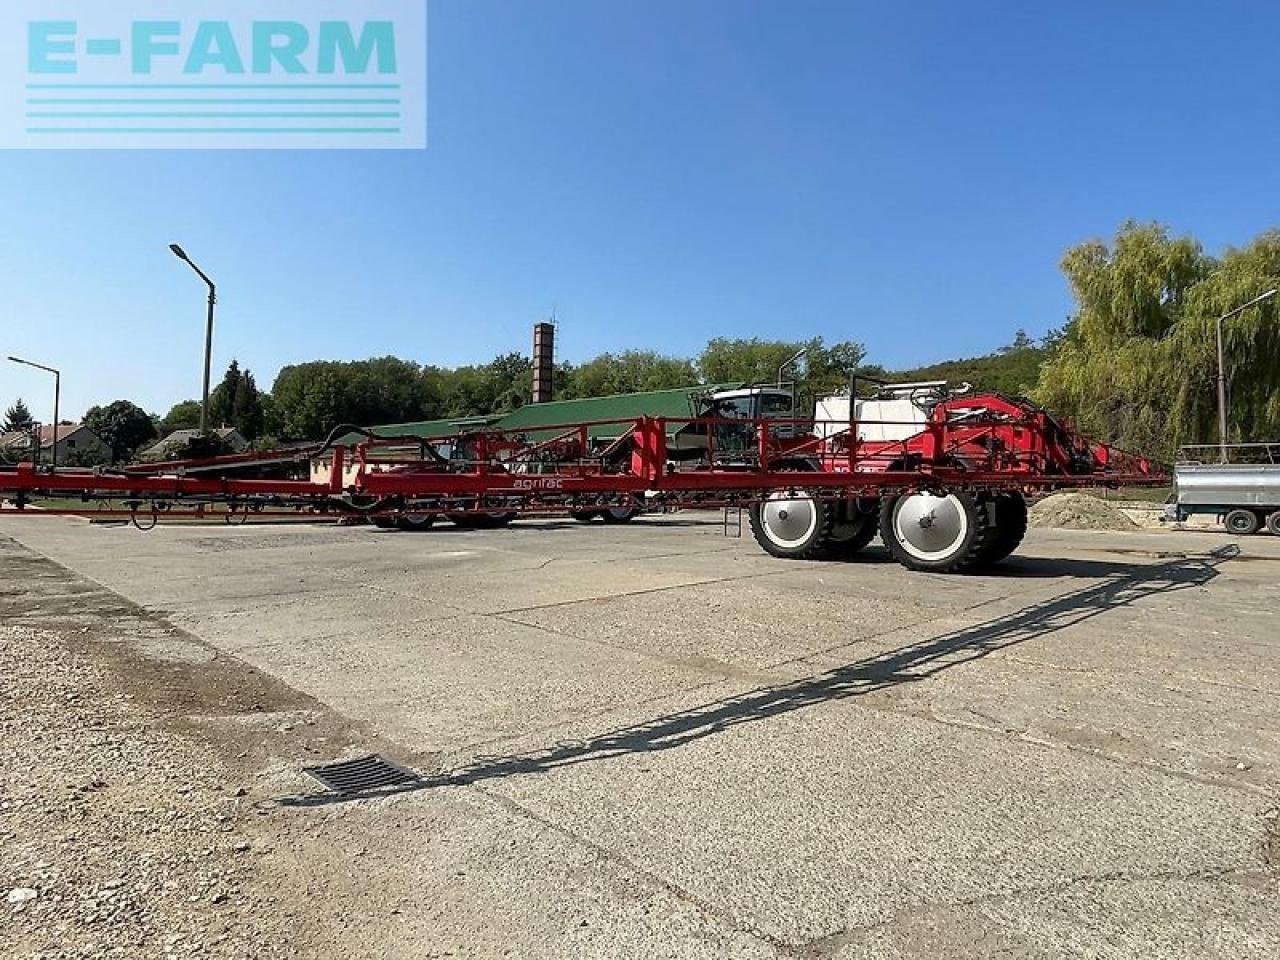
[397,512,436,532]
[879,491,993,573]
[749,491,832,560]
[600,505,640,524]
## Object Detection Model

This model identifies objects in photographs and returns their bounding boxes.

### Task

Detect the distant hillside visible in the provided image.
[883,331,1056,397]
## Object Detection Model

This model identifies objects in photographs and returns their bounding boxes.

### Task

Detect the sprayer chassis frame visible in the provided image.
[0,407,1160,522]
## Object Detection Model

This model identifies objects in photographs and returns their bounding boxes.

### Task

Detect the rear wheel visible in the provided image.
[879,491,993,573]
[1267,511,1280,536]
[1225,509,1261,536]
[978,492,1028,565]
[821,497,879,558]
[600,500,641,524]
[749,490,833,560]
[397,512,436,532]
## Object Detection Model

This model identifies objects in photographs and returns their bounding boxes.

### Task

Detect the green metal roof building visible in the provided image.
[337,415,500,447]
[493,384,740,442]
[344,383,742,447]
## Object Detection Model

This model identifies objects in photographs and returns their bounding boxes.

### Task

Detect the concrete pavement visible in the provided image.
[4,513,1278,958]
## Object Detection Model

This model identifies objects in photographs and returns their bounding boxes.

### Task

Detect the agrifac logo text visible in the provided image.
[0,1,427,150]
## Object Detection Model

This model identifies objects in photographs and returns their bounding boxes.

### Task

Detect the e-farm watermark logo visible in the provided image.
[0,1,426,149]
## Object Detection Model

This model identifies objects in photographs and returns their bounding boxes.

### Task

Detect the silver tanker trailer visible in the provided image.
[1167,443,1280,535]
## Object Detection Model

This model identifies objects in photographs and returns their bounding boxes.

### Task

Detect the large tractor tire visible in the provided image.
[879,491,994,573]
[978,492,1028,565]
[600,500,641,524]
[821,497,879,558]
[396,512,436,532]
[749,490,834,560]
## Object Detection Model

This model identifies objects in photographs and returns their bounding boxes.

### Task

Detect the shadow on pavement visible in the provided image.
[821,547,1182,580]
[279,544,1238,806]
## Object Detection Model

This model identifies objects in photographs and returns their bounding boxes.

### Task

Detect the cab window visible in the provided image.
[717,397,753,419]
[759,394,793,417]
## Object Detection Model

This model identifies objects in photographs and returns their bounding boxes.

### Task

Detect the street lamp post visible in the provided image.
[1214,288,1278,463]
[169,244,217,434]
[7,356,60,472]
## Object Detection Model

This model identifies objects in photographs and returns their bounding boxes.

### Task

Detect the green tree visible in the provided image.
[486,352,534,412]
[231,369,264,440]
[565,351,697,398]
[207,360,242,430]
[160,400,202,433]
[205,360,265,439]
[698,338,806,385]
[805,339,868,393]
[271,363,353,439]
[271,357,441,439]
[1001,328,1034,353]
[697,336,866,391]
[83,400,158,463]
[3,398,35,433]
[1036,221,1280,457]
[438,353,534,417]
[889,327,1053,397]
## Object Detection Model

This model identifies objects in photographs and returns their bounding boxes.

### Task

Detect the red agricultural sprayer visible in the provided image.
[0,381,1160,573]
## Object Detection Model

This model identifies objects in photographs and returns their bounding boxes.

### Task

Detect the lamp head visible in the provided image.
[169,243,189,261]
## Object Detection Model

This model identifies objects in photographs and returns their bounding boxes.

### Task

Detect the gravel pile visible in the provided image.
[1027,492,1139,531]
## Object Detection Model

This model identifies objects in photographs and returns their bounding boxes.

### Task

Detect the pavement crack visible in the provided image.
[486,567,797,616]
[467,782,792,954]
[842,697,1275,799]
[793,865,1273,957]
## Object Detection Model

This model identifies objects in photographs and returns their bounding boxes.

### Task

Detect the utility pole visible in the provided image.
[7,356,60,471]
[169,244,217,434]
[1214,288,1277,463]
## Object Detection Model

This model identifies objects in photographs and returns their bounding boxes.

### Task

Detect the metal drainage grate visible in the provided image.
[303,754,421,795]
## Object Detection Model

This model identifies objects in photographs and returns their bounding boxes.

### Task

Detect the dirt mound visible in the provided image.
[1028,492,1139,531]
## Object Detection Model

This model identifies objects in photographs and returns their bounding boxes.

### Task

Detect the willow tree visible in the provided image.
[1036,222,1280,458]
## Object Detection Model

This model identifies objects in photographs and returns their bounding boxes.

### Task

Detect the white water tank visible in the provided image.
[813,395,931,441]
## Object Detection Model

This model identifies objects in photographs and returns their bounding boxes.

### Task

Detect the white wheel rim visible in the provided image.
[893,493,968,561]
[760,492,818,549]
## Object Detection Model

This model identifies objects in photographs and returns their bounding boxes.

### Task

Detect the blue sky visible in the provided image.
[2,0,1278,419]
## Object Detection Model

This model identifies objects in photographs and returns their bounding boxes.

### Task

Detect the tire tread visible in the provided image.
[879,492,995,573]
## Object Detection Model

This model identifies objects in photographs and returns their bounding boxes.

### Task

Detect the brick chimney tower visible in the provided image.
[531,321,555,404]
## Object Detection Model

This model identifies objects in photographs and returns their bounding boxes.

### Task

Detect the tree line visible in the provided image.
[263,336,868,440]
[6,221,1278,464]
[3,337,868,464]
